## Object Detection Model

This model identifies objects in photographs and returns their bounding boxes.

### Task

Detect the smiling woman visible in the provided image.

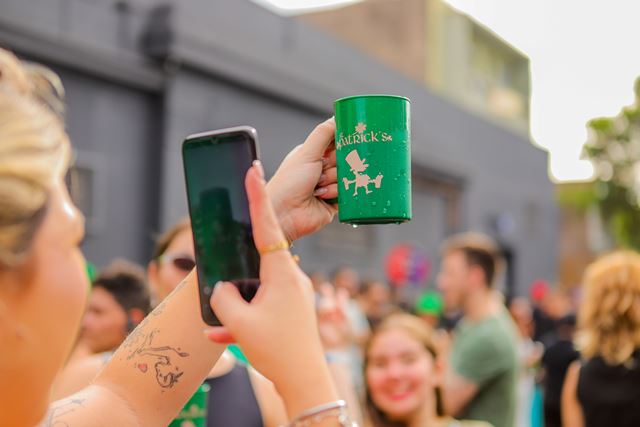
[364,314,491,427]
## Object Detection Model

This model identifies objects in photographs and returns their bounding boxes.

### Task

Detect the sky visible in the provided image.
[252,0,640,182]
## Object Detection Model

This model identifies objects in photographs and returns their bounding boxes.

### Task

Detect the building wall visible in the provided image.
[0,0,557,294]
[301,0,427,84]
[303,0,530,133]
[58,66,163,264]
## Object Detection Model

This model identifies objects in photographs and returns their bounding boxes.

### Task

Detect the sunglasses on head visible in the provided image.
[159,253,196,272]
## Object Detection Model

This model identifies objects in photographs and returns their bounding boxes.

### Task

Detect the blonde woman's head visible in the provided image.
[0,48,70,268]
[576,250,640,366]
[0,48,88,426]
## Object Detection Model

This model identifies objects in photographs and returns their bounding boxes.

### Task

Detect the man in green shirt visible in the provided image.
[437,233,519,427]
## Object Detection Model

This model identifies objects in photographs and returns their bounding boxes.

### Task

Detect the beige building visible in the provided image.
[556,183,613,288]
[301,0,530,133]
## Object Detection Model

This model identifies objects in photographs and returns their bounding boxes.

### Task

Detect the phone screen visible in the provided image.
[182,128,260,326]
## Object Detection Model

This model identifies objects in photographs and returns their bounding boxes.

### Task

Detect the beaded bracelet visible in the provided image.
[284,400,358,427]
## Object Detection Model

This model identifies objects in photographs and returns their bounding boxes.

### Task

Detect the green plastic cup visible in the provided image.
[169,382,211,427]
[334,95,412,224]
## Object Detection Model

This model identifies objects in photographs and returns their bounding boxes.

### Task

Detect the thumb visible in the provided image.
[298,117,336,160]
[210,281,250,328]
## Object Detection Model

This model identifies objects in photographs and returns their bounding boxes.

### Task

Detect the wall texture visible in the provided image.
[0,0,557,294]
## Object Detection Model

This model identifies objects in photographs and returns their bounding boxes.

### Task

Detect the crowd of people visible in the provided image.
[1,47,640,427]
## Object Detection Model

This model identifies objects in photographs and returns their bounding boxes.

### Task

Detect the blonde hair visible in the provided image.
[364,313,444,426]
[0,48,70,268]
[576,250,640,366]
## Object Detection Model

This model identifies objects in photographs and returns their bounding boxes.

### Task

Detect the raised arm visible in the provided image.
[207,163,342,425]
[43,118,340,427]
[44,270,225,426]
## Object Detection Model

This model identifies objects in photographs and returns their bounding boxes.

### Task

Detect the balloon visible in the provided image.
[385,244,431,287]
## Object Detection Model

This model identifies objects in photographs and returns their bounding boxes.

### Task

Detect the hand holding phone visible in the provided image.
[182,126,261,326]
[206,164,340,418]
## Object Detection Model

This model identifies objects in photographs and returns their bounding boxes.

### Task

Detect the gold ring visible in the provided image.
[258,240,291,255]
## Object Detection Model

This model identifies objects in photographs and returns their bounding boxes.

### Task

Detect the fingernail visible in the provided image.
[314,187,328,196]
[319,173,327,184]
[252,160,265,179]
[210,281,222,300]
[322,157,328,167]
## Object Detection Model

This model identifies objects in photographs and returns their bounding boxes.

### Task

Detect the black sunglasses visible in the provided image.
[159,253,196,272]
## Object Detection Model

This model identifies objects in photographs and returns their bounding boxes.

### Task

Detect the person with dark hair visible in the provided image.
[358,279,393,328]
[437,233,518,427]
[364,313,491,427]
[332,265,361,298]
[81,259,151,354]
[541,313,578,427]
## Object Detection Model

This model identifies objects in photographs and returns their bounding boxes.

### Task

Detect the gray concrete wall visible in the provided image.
[0,0,557,294]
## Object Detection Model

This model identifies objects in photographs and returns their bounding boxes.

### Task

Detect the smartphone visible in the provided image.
[182,126,261,326]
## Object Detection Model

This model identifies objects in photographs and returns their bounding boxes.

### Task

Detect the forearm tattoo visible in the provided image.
[125,329,190,389]
[118,277,191,390]
[42,398,85,427]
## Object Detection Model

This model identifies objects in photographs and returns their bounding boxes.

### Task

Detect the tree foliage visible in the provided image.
[580,77,640,250]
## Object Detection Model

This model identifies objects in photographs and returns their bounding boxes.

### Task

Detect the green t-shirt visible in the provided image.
[450,309,518,427]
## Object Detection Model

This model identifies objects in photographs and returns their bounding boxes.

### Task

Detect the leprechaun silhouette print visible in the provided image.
[342,149,384,196]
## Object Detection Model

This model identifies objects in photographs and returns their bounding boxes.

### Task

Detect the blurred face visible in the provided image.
[81,287,127,353]
[436,251,471,311]
[0,178,88,423]
[333,268,359,297]
[362,282,391,316]
[148,228,195,301]
[366,329,439,422]
[309,272,329,293]
[509,298,533,338]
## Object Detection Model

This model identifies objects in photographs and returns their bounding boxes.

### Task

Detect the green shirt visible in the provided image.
[450,309,518,427]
